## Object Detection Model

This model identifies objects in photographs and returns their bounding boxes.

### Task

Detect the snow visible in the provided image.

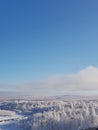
[1,98,98,130]
[0,110,24,130]
[0,121,23,130]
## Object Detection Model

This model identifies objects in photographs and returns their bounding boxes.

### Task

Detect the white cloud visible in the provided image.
[17,66,98,96]
[1,66,98,96]
[65,66,98,90]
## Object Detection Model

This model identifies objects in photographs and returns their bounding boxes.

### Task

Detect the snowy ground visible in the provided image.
[0,121,23,130]
[0,97,98,130]
[0,110,24,130]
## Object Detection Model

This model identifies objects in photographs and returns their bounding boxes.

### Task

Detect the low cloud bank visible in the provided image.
[1,66,98,96]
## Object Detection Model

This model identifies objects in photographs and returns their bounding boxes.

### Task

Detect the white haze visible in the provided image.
[0,66,98,96]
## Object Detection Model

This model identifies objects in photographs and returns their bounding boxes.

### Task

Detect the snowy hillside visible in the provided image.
[0,98,98,130]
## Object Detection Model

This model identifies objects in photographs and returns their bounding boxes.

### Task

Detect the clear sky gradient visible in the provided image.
[0,0,98,85]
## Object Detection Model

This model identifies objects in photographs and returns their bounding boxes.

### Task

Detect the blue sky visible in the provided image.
[0,0,98,95]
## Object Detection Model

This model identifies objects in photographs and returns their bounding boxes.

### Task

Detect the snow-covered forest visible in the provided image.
[1,98,98,130]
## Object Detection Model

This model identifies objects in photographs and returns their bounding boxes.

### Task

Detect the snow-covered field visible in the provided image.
[0,121,23,130]
[0,97,98,130]
[0,109,24,130]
